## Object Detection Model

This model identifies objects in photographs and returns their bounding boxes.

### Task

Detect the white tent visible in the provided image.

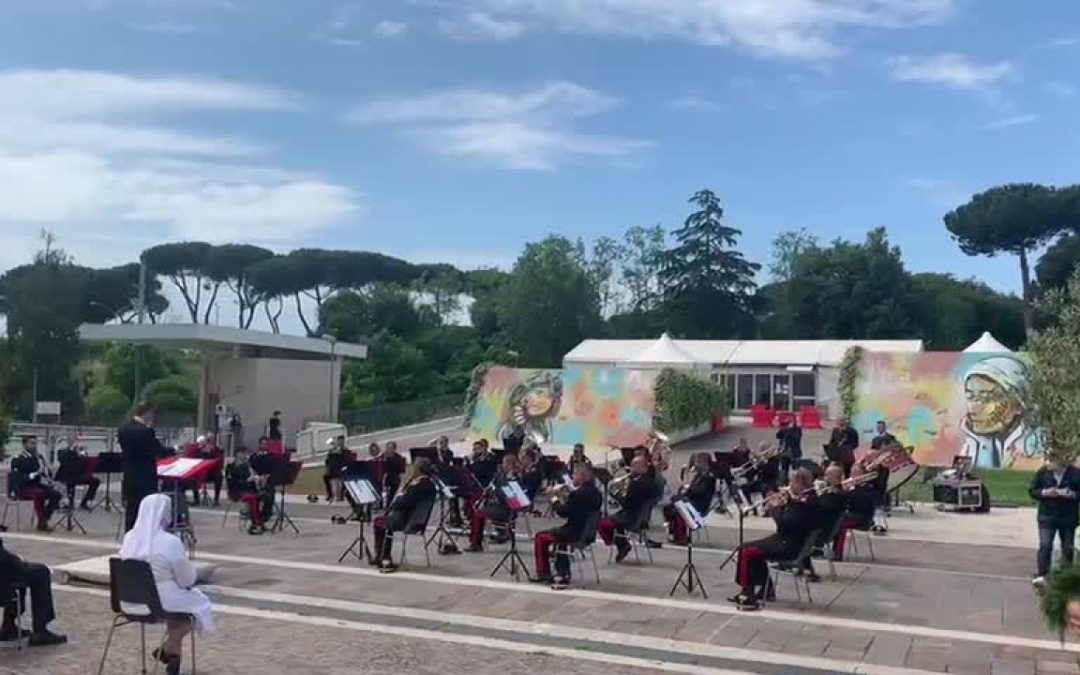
[620,333,702,369]
[962,332,1013,354]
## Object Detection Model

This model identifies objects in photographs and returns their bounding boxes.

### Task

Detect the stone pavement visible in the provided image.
[3,490,1080,675]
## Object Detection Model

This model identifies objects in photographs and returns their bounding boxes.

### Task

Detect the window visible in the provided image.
[792,373,816,408]
[773,374,791,411]
[754,374,771,406]
[736,374,754,410]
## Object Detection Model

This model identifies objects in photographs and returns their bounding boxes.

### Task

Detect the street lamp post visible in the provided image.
[322,335,338,423]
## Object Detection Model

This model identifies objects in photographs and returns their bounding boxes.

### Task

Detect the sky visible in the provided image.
[1,0,1079,329]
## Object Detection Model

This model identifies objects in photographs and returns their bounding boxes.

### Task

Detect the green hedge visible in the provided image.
[654,368,729,433]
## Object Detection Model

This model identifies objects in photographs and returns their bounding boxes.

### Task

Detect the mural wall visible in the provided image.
[467,366,658,449]
[853,352,1042,469]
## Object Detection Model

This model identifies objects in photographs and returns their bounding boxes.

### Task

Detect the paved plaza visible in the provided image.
[3,468,1080,675]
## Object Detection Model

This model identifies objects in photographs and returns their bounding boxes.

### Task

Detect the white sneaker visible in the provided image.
[1032,576,1046,587]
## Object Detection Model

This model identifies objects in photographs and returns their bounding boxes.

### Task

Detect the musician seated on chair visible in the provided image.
[10,436,62,532]
[831,464,877,561]
[56,437,99,511]
[598,456,661,563]
[371,458,436,574]
[0,537,66,647]
[804,465,847,581]
[729,469,820,611]
[467,454,521,552]
[662,453,716,545]
[533,464,602,590]
[322,435,353,503]
[181,435,223,507]
[225,449,272,535]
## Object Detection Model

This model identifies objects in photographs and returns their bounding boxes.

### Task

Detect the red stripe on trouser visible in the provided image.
[20,488,46,520]
[598,517,617,545]
[673,518,688,544]
[833,517,857,559]
[533,532,557,578]
[470,511,485,546]
[238,492,261,524]
[736,546,763,588]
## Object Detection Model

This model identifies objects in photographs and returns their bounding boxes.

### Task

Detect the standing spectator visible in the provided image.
[267,411,282,442]
[826,417,860,477]
[775,419,803,484]
[1030,456,1080,586]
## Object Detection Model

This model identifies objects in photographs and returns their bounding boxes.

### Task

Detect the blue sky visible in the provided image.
[1,0,1078,309]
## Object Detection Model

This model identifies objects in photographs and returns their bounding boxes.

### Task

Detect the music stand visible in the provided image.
[270,460,303,535]
[670,500,708,598]
[53,457,87,534]
[489,481,532,582]
[91,452,122,513]
[425,476,461,554]
[337,476,379,564]
[717,499,750,574]
[158,457,211,558]
[409,447,438,464]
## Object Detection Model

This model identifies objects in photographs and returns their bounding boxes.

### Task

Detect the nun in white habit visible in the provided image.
[120,493,213,672]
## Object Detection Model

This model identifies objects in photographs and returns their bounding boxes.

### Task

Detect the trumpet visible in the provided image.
[548,481,575,506]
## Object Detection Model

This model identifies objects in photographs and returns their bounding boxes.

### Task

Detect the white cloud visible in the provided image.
[905,177,966,208]
[1045,81,1077,99]
[982,113,1039,131]
[439,11,525,42]
[0,69,359,252]
[1042,36,1080,49]
[669,96,728,113]
[374,20,408,38]
[441,0,956,59]
[888,53,1014,90]
[347,81,646,170]
[126,21,204,34]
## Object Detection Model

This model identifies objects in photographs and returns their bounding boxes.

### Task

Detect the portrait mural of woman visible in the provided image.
[854,351,1044,470]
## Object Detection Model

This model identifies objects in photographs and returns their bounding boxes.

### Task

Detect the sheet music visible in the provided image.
[501,480,531,510]
[674,500,706,530]
[158,458,202,478]
[344,479,379,505]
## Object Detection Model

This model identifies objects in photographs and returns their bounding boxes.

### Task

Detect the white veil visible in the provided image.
[119,493,171,560]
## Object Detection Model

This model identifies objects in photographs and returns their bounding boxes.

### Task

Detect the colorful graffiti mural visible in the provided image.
[467,367,658,449]
[853,352,1043,469]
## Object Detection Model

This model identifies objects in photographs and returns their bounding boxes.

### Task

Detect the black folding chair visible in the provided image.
[0,579,26,651]
[554,511,602,585]
[97,557,198,675]
[609,497,660,565]
[0,474,26,532]
[768,529,823,609]
[388,499,436,568]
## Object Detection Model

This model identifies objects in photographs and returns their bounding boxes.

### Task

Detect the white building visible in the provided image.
[563,334,923,417]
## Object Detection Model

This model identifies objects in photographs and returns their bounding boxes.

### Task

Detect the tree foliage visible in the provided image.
[1037,234,1080,293]
[653,368,728,433]
[945,183,1080,327]
[205,244,274,328]
[620,224,666,312]
[1025,269,1080,465]
[496,236,602,367]
[657,190,759,338]
[84,384,131,426]
[142,242,217,323]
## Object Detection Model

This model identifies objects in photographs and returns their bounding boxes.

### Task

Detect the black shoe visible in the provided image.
[465,543,484,553]
[645,539,662,549]
[440,543,461,555]
[28,630,67,647]
[806,573,822,583]
[247,525,264,535]
[530,575,554,584]
[615,546,631,563]
[730,593,759,611]
[551,577,569,590]
[165,653,181,675]
[0,627,31,642]
[151,647,170,664]
[378,560,397,574]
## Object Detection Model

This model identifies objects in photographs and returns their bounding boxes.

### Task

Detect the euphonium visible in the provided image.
[607,472,632,499]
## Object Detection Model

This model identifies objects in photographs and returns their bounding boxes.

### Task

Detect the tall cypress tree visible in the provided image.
[657,189,760,337]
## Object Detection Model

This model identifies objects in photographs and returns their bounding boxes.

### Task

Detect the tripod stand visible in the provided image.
[57,485,87,534]
[91,453,122,514]
[337,512,373,563]
[670,536,707,598]
[270,483,300,534]
[425,485,460,554]
[489,512,531,582]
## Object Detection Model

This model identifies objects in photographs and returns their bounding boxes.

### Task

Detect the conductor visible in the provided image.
[119,403,172,532]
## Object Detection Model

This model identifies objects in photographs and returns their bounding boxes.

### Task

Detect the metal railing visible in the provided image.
[2,422,194,462]
[338,393,462,434]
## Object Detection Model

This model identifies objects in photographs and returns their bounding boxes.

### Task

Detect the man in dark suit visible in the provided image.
[827,417,860,477]
[0,538,66,646]
[533,464,602,589]
[1030,457,1080,585]
[119,403,171,532]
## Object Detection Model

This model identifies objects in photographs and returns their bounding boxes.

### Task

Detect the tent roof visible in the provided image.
[623,333,701,366]
[962,332,1013,354]
[565,338,922,368]
[79,323,367,361]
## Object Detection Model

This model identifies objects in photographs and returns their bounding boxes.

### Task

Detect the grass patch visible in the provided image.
[894,468,1035,507]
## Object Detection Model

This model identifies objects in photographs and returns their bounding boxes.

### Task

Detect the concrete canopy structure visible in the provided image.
[79,323,366,448]
[564,337,923,417]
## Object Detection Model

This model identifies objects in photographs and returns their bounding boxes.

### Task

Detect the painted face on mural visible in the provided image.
[964,374,1021,435]
[523,389,555,417]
